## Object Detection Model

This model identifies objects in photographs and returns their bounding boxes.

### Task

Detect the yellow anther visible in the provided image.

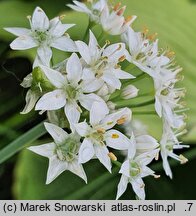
[115,64,121,69]
[59,14,66,20]
[125,16,133,23]
[113,2,121,11]
[155,152,159,161]
[27,15,31,19]
[154,174,161,179]
[147,33,158,41]
[118,55,126,62]
[97,128,106,134]
[108,152,117,161]
[105,40,111,45]
[112,134,119,139]
[179,154,188,164]
[142,26,149,35]
[107,121,113,125]
[166,51,175,58]
[117,117,127,125]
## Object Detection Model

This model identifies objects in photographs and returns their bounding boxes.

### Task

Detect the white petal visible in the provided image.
[67,1,91,14]
[51,36,77,52]
[79,93,105,111]
[44,122,68,144]
[116,175,129,200]
[28,142,55,158]
[64,102,81,132]
[46,156,68,184]
[89,30,99,57]
[103,43,126,62]
[105,129,130,150]
[32,7,49,31]
[136,149,159,166]
[74,121,91,137]
[119,160,130,177]
[136,135,159,152]
[115,69,135,79]
[40,65,66,88]
[141,166,154,178]
[82,68,95,80]
[4,27,31,36]
[66,53,82,84]
[90,101,109,126]
[128,134,137,159]
[75,41,91,64]
[10,36,37,50]
[35,89,66,111]
[101,108,132,130]
[131,177,145,200]
[20,90,40,114]
[94,145,111,172]
[37,46,52,67]
[78,138,95,164]
[68,160,87,183]
[102,72,121,89]
[161,150,172,179]
[155,95,162,117]
[49,17,75,37]
[81,79,103,93]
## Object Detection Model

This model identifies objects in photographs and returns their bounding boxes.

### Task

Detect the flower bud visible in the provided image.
[121,85,139,99]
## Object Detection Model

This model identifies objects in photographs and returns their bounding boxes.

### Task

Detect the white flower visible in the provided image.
[160,123,189,179]
[100,3,136,35]
[5,7,77,67]
[121,85,139,99]
[121,27,159,78]
[35,53,108,131]
[155,85,186,129]
[75,102,132,172]
[28,122,87,184]
[76,30,134,91]
[67,0,107,23]
[116,133,159,200]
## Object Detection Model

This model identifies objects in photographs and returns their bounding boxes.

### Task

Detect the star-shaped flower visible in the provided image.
[116,133,159,200]
[75,101,132,172]
[35,53,108,131]
[5,7,77,67]
[28,122,87,184]
[76,30,134,91]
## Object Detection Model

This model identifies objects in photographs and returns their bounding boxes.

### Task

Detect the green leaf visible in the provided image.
[0,122,46,164]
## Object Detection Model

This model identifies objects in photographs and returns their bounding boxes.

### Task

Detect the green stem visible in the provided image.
[83,19,95,42]
[116,98,155,109]
[132,111,156,115]
[112,160,122,168]
[0,122,46,164]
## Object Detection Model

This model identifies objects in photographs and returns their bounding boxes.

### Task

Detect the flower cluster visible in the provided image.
[5,1,188,200]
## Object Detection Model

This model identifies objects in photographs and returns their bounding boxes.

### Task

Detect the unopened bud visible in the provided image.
[121,85,139,99]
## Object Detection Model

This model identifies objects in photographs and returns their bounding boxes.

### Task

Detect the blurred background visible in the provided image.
[0,0,196,199]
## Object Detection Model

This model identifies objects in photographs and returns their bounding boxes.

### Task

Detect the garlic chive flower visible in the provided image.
[67,0,107,23]
[5,7,77,67]
[75,102,132,172]
[28,122,87,184]
[116,133,159,200]
[35,53,108,131]
[76,30,134,91]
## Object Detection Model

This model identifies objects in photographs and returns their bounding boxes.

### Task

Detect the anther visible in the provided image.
[118,55,126,62]
[113,2,121,11]
[117,6,126,16]
[108,152,117,161]
[117,117,127,125]
[97,128,106,134]
[179,154,188,164]
[112,134,119,139]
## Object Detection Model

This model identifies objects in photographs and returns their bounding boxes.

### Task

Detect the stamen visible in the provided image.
[140,184,145,188]
[97,128,106,134]
[112,134,119,139]
[125,16,133,23]
[142,26,149,35]
[59,14,66,20]
[117,6,126,16]
[147,33,158,41]
[155,151,159,161]
[154,174,161,179]
[113,2,121,11]
[118,55,126,62]
[117,117,127,125]
[179,154,188,164]
[108,152,117,161]
[166,51,175,58]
